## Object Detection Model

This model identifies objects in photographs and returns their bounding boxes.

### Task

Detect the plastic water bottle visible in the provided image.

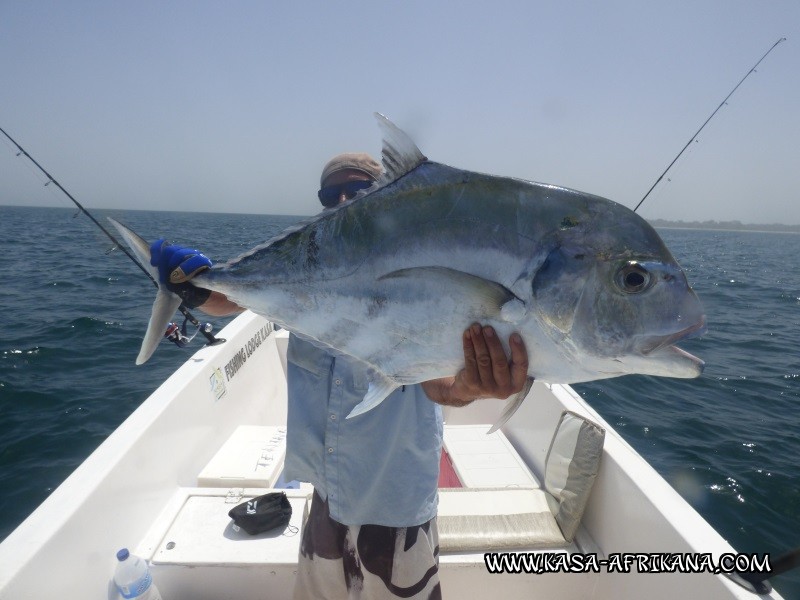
[113,548,163,600]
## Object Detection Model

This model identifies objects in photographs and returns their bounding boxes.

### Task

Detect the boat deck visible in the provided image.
[136,419,600,600]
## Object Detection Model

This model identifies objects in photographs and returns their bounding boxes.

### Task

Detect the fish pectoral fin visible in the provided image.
[137,287,182,364]
[487,376,536,434]
[379,266,524,319]
[346,372,400,419]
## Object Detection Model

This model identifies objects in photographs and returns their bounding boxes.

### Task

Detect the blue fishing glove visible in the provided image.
[150,239,212,284]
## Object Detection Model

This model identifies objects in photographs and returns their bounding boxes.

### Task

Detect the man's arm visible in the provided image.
[421,323,529,407]
[194,290,245,317]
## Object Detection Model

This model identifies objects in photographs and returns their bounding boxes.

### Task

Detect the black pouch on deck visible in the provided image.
[228,492,292,535]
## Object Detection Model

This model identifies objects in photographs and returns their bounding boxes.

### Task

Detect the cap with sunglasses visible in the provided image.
[317,179,375,208]
[319,152,382,187]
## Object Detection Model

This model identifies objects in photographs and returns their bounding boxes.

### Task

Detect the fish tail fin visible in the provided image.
[108,218,182,364]
[136,288,182,364]
[487,376,536,434]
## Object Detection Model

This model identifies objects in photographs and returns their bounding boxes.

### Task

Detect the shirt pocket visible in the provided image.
[287,336,333,378]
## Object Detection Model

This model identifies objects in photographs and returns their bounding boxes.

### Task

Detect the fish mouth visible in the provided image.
[612,317,706,380]
[638,318,707,373]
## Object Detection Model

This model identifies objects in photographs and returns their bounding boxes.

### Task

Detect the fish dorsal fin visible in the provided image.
[221,114,425,269]
[223,114,421,269]
[374,113,427,185]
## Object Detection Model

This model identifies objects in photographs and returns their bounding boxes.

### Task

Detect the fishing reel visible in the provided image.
[164,317,221,349]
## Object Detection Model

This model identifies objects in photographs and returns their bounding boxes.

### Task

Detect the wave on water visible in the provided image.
[0,208,799,596]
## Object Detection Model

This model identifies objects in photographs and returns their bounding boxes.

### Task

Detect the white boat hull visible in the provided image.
[0,312,781,599]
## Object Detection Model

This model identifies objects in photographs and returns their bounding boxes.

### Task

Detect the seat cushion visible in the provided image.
[544,411,605,542]
[437,488,566,551]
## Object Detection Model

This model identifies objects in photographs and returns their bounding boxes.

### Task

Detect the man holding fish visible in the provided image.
[152,151,529,599]
[118,114,703,599]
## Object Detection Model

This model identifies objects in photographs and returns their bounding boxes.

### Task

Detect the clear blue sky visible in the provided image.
[1,1,797,223]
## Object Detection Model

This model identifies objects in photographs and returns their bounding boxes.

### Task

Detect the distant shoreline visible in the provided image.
[3,204,799,234]
[648,219,800,234]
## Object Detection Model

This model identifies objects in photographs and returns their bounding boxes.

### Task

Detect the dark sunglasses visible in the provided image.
[317,180,374,207]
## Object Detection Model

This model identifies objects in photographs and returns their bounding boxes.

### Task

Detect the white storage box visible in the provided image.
[150,488,308,566]
[198,426,287,488]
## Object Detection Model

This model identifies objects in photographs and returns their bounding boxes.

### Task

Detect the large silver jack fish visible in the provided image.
[111,114,705,432]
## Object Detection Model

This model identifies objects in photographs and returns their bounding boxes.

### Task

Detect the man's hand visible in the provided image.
[422,324,529,407]
[148,239,242,316]
[149,239,212,284]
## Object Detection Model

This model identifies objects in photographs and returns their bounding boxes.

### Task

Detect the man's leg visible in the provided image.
[294,491,441,600]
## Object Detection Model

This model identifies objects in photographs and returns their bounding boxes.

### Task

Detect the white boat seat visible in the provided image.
[438,411,605,552]
[442,424,541,488]
[437,488,566,550]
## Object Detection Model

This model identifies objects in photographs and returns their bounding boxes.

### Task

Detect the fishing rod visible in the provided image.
[631,40,796,594]
[0,125,225,350]
[630,39,800,595]
[634,36,786,213]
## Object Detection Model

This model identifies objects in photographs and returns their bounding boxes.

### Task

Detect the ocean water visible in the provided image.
[1,205,798,596]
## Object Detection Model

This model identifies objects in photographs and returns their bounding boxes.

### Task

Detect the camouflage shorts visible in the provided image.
[294,491,441,600]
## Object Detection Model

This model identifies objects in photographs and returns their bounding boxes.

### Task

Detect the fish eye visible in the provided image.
[615,262,652,294]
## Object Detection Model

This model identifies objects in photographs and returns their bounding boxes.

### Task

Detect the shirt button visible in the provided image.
[334,378,342,386]
[327,447,334,453]
[330,414,336,420]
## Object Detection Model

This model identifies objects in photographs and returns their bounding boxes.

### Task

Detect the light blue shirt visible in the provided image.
[284,334,443,527]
